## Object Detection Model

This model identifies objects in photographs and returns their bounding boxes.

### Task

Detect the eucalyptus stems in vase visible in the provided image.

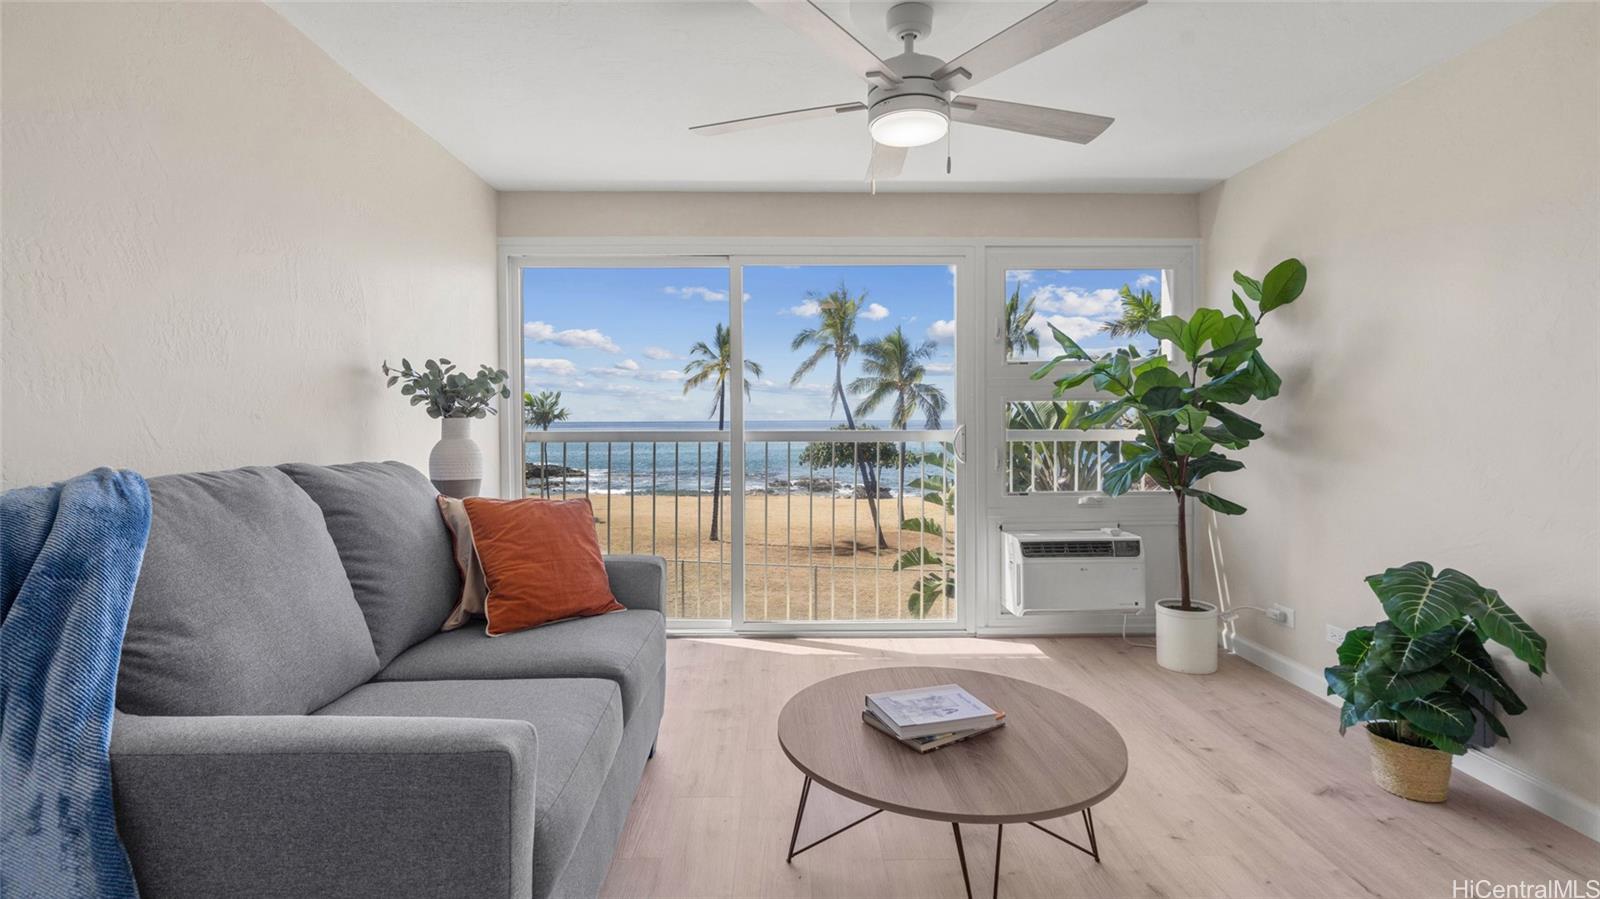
[382,358,510,497]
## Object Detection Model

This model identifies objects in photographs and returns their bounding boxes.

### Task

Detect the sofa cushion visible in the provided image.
[375,610,664,724]
[279,461,460,665]
[315,678,622,897]
[117,467,379,716]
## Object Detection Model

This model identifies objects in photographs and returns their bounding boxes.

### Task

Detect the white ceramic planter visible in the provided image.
[429,417,483,498]
[1155,599,1219,674]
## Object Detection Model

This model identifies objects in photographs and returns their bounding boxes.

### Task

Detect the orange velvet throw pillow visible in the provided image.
[461,497,623,636]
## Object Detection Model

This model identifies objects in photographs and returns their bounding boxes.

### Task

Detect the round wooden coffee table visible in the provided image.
[776,666,1128,899]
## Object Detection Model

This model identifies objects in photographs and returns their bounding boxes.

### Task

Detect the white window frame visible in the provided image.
[974,244,1198,634]
[498,237,1200,636]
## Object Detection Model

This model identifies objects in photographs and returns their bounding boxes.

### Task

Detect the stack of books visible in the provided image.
[862,683,1006,753]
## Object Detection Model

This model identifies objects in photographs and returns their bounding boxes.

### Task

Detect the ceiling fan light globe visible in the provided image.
[869,108,948,148]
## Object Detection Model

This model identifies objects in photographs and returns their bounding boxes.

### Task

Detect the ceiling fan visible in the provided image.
[691,0,1146,183]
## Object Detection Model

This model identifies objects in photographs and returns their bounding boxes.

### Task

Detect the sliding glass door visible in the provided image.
[738,262,958,627]
[512,254,965,631]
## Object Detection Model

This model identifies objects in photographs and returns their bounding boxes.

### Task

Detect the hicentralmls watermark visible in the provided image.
[1453,881,1600,899]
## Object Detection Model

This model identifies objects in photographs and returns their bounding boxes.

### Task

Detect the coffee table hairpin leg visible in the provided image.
[787,774,1103,899]
[784,776,883,863]
[949,808,1102,899]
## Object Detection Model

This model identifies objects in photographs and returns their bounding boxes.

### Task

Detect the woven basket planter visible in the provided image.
[1367,727,1452,802]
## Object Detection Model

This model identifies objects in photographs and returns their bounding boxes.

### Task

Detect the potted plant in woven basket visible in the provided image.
[1324,562,1548,802]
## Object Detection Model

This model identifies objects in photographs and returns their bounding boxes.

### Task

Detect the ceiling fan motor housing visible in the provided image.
[867,49,949,147]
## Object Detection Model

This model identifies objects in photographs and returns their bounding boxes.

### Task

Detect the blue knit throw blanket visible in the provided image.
[1,468,149,898]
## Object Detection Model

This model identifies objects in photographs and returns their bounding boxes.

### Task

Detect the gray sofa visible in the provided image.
[107,461,666,899]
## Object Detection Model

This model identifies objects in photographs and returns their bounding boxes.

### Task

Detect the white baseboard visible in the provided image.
[1229,634,1600,842]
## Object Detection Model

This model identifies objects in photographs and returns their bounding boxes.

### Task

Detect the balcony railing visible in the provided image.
[523,428,956,623]
[1003,428,1162,495]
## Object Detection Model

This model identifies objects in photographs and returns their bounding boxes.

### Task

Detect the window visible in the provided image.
[511,255,964,630]
[1002,268,1166,364]
[519,264,733,621]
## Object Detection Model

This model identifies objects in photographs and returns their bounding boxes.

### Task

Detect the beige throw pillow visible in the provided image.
[436,495,489,631]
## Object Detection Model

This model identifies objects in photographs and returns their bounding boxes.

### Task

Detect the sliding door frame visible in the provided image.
[499,237,1200,636]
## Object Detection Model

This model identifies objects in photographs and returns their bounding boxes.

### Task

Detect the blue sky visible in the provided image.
[521,264,1162,422]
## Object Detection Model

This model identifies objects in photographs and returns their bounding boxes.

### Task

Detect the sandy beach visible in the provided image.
[562,491,956,622]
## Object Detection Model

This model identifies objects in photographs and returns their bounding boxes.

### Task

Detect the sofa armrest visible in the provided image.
[604,554,667,614]
[111,713,537,899]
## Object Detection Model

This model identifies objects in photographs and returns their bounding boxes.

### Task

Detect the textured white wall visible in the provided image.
[1197,5,1599,808]
[1,2,500,491]
[498,191,1198,238]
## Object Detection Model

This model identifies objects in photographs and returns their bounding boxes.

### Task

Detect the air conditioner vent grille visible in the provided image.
[1021,540,1112,558]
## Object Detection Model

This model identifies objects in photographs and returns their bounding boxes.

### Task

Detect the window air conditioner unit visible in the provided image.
[1002,528,1146,615]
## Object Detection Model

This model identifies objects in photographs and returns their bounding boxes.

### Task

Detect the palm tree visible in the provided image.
[523,390,569,497]
[1004,285,1041,358]
[1101,283,1161,338]
[682,322,762,542]
[790,283,889,550]
[850,327,947,524]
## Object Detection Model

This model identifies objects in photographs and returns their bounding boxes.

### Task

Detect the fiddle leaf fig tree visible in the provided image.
[382,358,511,419]
[1324,562,1547,754]
[1030,258,1308,611]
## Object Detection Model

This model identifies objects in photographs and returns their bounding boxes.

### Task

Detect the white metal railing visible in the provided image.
[1003,428,1159,495]
[521,428,956,623]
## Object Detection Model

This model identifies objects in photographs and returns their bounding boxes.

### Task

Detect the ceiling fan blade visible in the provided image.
[934,0,1145,93]
[951,96,1114,144]
[749,0,899,83]
[691,102,866,136]
[866,142,908,181]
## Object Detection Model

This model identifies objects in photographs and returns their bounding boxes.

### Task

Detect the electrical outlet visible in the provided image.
[1270,604,1295,628]
[1326,624,1347,645]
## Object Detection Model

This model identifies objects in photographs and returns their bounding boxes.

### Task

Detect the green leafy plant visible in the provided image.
[1324,562,1547,754]
[796,425,899,472]
[893,447,955,618]
[1031,258,1308,610]
[382,358,509,419]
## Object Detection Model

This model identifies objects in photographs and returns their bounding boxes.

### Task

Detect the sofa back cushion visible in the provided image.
[116,467,380,716]
[279,462,461,665]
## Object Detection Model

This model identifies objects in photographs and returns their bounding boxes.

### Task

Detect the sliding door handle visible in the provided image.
[952,424,967,465]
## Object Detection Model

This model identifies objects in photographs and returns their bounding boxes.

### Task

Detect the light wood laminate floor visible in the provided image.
[602,636,1597,898]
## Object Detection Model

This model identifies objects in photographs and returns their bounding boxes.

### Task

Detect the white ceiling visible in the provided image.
[272,1,1542,193]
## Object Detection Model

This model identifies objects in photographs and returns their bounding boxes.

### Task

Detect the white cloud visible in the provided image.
[926,319,957,343]
[861,302,890,321]
[1030,286,1121,318]
[1009,270,1036,284]
[589,360,682,383]
[524,358,578,377]
[642,346,679,361]
[664,286,749,303]
[1135,274,1159,288]
[926,362,955,374]
[523,321,620,353]
[782,299,822,317]
[1031,314,1102,342]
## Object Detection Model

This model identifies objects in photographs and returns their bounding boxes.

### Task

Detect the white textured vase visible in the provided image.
[1155,599,1219,674]
[429,417,483,498]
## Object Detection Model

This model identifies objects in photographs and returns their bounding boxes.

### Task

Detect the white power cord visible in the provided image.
[1221,605,1289,623]
[1125,605,1286,652]
[1120,613,1156,649]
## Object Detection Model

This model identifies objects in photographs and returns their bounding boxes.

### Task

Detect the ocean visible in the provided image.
[524,420,954,497]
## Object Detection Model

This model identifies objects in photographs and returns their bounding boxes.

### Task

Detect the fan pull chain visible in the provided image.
[946,125,952,175]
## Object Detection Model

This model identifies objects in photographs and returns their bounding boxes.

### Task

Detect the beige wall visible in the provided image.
[499,191,1198,239]
[1197,5,1599,809]
[1,2,501,491]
